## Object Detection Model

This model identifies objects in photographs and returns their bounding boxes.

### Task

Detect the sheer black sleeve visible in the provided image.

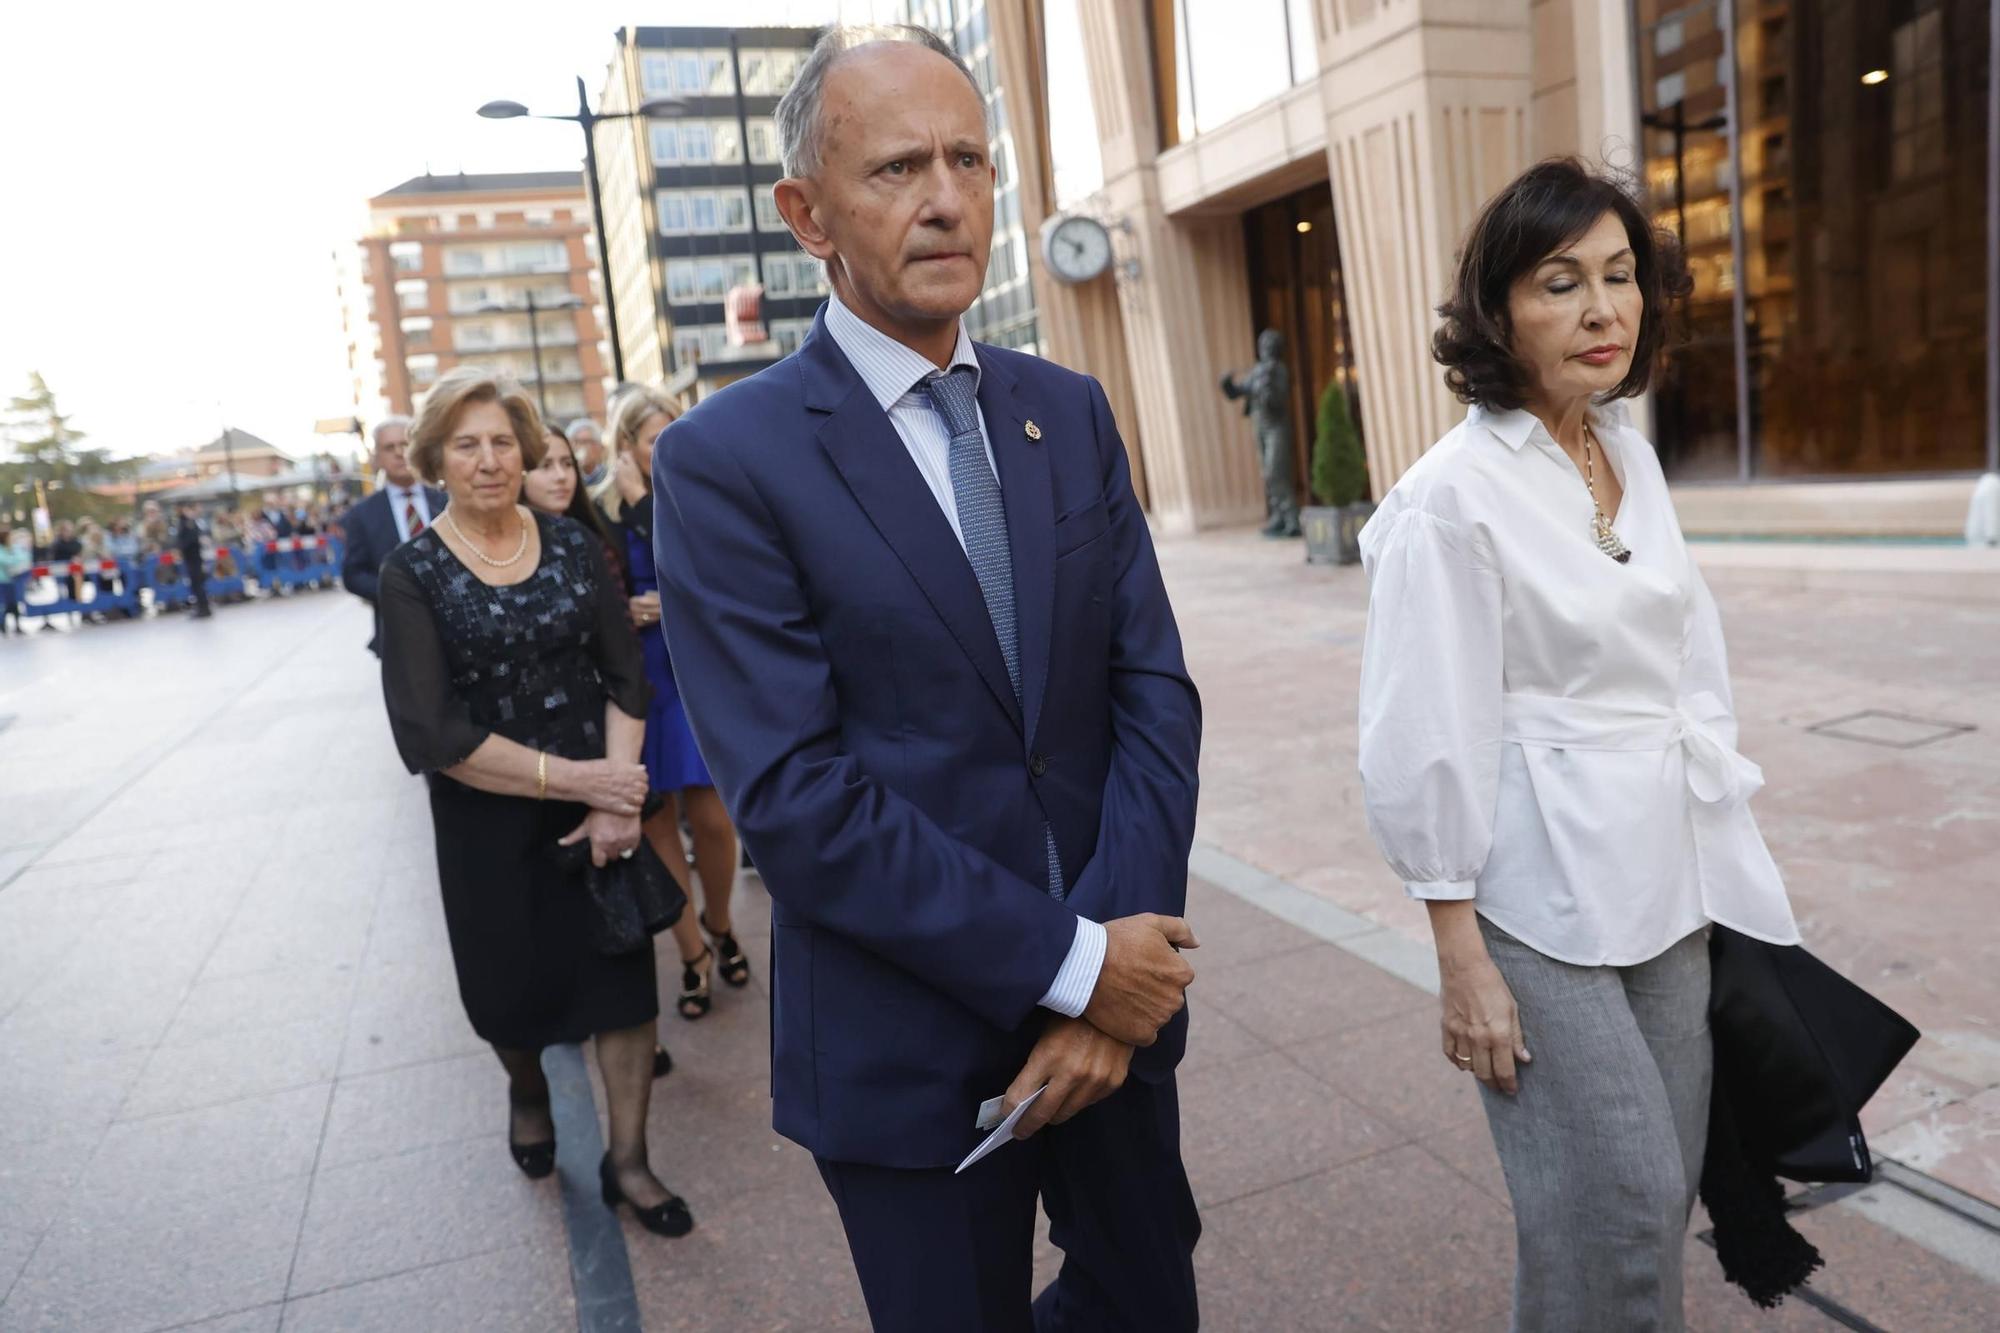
[581,534,651,721]
[378,555,491,774]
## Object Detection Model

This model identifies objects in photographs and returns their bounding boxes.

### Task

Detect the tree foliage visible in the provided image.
[2,372,135,522]
[1310,378,1368,508]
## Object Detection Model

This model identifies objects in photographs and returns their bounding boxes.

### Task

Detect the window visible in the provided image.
[656,191,690,233]
[681,121,712,163]
[748,118,779,164]
[729,257,756,292]
[455,321,496,348]
[770,49,801,94]
[741,54,771,95]
[696,259,730,300]
[754,192,785,231]
[400,315,432,346]
[704,52,732,94]
[1655,71,1686,108]
[1655,17,1684,56]
[665,260,698,303]
[689,193,718,230]
[504,241,564,273]
[764,255,794,297]
[711,120,743,165]
[444,249,485,276]
[672,328,702,367]
[641,55,673,96]
[793,255,827,296]
[389,241,423,273]
[699,326,731,359]
[525,208,555,227]
[718,192,749,231]
[394,278,428,313]
[407,353,438,386]
[650,122,682,165]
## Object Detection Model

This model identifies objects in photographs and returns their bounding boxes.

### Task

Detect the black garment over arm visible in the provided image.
[581,535,650,721]
[377,556,490,774]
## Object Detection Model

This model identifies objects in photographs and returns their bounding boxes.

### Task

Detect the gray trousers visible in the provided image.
[1476,919,1712,1333]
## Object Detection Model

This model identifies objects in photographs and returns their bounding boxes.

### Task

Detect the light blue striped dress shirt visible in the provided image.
[822,292,1107,1020]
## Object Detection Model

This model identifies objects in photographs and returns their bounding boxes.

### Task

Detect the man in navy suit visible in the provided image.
[652,25,1203,1332]
[340,416,443,653]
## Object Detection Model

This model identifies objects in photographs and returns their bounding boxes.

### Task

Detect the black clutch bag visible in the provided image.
[1700,925,1920,1307]
[551,826,688,957]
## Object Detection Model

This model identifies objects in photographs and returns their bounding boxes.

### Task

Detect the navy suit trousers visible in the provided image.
[815,1074,1200,1333]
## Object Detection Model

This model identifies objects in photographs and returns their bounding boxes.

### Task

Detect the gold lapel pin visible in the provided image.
[1024,421,1042,441]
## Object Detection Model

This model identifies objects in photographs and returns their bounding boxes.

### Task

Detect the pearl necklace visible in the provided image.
[441,506,530,568]
[1582,425,1633,564]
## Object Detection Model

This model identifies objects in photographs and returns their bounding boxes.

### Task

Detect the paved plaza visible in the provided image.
[1,533,1997,1331]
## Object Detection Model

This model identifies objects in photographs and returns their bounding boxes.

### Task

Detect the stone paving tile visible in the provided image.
[277,1244,573,1333]
[631,1156,868,1333]
[317,1052,505,1171]
[1177,876,1326,974]
[163,965,361,1049]
[335,963,486,1078]
[1197,942,1428,1048]
[1198,1143,1515,1331]
[161,1305,283,1333]
[0,1048,146,1154]
[76,1085,330,1211]
[1177,1050,1402,1207]
[1283,1007,1486,1141]
[285,1136,565,1299]
[1176,999,1274,1077]
[0,1173,308,1333]
[118,1018,343,1122]
[1871,1085,2000,1209]
[0,1227,38,1307]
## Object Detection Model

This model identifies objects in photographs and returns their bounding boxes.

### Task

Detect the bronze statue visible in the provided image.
[1221,329,1301,538]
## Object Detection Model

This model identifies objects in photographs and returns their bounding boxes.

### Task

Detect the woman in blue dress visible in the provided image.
[603,387,748,1021]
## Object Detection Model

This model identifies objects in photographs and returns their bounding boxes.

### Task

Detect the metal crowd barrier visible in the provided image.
[259,536,341,592]
[10,559,138,622]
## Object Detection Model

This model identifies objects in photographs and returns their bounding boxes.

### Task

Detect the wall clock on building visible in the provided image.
[1040,213,1113,284]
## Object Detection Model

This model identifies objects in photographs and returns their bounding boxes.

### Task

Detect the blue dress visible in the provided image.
[625,509,713,793]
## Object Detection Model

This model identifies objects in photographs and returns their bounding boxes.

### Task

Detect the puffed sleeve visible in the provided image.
[1356,506,1505,899]
[378,557,490,774]
[581,529,651,721]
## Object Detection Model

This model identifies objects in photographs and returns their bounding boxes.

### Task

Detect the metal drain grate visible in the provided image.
[1805,711,1976,750]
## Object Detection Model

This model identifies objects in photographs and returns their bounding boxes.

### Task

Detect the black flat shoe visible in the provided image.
[702,914,751,988]
[599,1154,693,1237]
[653,1044,673,1079]
[507,1092,556,1179]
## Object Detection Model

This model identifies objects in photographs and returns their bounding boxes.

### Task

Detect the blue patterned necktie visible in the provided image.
[922,367,1065,899]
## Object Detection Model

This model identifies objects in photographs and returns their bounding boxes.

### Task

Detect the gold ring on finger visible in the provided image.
[1452,1053,1473,1065]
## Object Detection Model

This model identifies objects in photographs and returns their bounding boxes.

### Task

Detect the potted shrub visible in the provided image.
[1301,379,1372,565]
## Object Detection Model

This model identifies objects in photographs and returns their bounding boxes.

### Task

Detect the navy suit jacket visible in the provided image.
[652,312,1201,1168]
[341,485,445,653]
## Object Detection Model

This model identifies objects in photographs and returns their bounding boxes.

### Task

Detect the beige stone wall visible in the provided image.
[998,0,1643,516]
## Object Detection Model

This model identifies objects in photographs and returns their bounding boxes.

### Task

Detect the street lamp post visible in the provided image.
[474,292,583,421]
[477,80,686,388]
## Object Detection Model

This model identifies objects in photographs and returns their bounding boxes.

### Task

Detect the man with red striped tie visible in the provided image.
[340,416,445,654]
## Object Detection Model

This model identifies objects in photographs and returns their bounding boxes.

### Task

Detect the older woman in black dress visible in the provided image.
[378,366,691,1237]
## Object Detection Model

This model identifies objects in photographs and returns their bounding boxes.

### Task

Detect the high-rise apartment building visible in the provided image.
[596,27,824,388]
[346,172,612,427]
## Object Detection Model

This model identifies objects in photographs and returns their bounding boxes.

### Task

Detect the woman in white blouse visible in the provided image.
[1358,158,1801,1330]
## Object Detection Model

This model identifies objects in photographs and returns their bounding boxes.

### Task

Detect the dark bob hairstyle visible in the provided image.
[1432,157,1692,410]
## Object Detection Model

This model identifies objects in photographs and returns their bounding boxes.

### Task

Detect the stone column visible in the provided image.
[1069,0,1265,533]
[1311,0,1537,495]
[986,0,1151,507]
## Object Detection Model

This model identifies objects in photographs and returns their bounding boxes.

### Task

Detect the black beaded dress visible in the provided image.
[378,510,657,1048]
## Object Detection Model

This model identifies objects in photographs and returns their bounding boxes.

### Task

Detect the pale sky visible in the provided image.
[0,0,903,465]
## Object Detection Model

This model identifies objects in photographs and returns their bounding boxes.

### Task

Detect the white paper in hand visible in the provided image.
[955,1085,1048,1175]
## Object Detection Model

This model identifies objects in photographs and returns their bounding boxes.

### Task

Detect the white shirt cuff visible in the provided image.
[1405,879,1477,901]
[1037,917,1108,1017]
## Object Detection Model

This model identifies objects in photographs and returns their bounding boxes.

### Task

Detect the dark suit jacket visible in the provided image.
[341,485,444,652]
[651,310,1201,1167]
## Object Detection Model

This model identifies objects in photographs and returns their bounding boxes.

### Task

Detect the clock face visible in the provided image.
[1042,214,1112,284]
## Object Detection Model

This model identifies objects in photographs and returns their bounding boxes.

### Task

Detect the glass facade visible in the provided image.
[907,0,1042,351]
[1635,0,1992,481]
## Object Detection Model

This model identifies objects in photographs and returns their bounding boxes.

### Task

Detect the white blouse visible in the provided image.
[1356,400,1800,966]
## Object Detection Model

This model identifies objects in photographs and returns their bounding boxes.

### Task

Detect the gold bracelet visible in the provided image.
[536,751,548,801]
